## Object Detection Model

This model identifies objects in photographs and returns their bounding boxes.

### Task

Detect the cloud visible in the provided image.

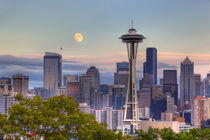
[158,62,178,69]
[0,55,42,66]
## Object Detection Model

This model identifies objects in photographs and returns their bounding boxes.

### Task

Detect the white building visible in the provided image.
[94,107,124,130]
[78,103,91,114]
[191,96,210,128]
[0,94,16,114]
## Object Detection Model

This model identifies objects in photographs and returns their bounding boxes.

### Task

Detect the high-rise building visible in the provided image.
[163,70,178,105]
[190,74,201,98]
[90,88,103,109]
[166,95,177,113]
[138,87,151,108]
[32,87,46,99]
[180,56,194,106]
[143,47,157,85]
[79,74,91,104]
[86,66,100,90]
[150,85,167,120]
[191,96,210,128]
[12,74,29,96]
[114,62,129,88]
[79,66,100,105]
[94,107,124,131]
[139,73,153,90]
[63,75,78,86]
[0,94,16,114]
[203,72,210,97]
[99,84,112,108]
[66,82,80,102]
[44,52,62,97]
[112,85,126,110]
[90,84,112,110]
[0,77,13,95]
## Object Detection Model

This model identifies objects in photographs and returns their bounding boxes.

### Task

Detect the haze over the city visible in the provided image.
[1,0,210,88]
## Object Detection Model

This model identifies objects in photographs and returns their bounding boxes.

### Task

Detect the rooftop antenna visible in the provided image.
[60,47,62,55]
[132,19,133,29]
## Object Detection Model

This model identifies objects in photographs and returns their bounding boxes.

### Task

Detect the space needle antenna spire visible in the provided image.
[119,25,146,135]
[132,19,133,28]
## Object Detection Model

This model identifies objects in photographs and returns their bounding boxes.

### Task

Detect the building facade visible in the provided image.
[163,70,178,105]
[180,56,194,106]
[44,52,62,97]
[143,47,157,85]
[114,62,129,88]
[191,96,210,128]
[12,74,29,96]
[112,85,126,110]
[63,75,78,86]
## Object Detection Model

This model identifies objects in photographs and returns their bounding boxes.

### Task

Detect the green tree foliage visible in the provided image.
[0,113,11,137]
[135,127,210,140]
[1,94,210,140]
[134,127,159,140]
[1,94,125,140]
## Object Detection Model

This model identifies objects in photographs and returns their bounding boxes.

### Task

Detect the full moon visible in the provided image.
[74,33,83,42]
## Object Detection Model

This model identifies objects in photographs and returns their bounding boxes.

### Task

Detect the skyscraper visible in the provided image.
[0,94,16,114]
[190,74,201,98]
[114,62,129,88]
[150,85,167,120]
[66,82,80,102]
[12,74,29,96]
[63,74,79,86]
[112,85,126,110]
[180,56,194,106]
[86,66,100,90]
[143,47,157,85]
[203,72,210,97]
[44,52,62,97]
[163,70,178,105]
[79,74,91,104]
[191,96,210,128]
[0,77,13,95]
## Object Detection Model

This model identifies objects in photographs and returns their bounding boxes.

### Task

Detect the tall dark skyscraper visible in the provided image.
[180,56,194,106]
[44,52,62,97]
[143,47,157,85]
[114,62,129,88]
[163,70,178,105]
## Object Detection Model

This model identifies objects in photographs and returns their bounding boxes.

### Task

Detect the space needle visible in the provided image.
[119,25,145,134]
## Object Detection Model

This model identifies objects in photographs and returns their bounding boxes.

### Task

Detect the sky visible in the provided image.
[0,0,210,89]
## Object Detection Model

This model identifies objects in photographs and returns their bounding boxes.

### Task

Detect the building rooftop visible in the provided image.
[182,56,193,64]
[45,52,60,56]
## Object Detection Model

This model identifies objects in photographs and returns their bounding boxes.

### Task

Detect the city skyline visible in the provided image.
[1,0,210,88]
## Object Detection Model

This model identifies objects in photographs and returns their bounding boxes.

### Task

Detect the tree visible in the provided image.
[0,113,11,138]
[134,127,159,140]
[4,94,124,140]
